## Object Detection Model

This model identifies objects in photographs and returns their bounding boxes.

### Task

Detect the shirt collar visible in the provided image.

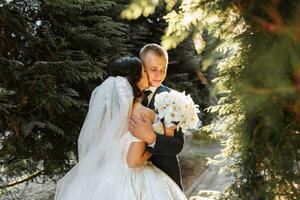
[145,86,157,93]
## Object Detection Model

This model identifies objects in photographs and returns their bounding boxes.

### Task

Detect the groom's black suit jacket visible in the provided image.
[146,85,184,190]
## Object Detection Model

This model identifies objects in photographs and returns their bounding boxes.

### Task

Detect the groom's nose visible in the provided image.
[155,71,164,78]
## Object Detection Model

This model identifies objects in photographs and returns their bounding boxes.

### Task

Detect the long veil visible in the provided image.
[54,76,133,200]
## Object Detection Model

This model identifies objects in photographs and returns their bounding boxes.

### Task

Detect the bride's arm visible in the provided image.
[127,108,154,168]
[127,142,152,168]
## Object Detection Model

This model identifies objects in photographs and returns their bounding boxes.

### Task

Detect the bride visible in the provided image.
[54,56,187,200]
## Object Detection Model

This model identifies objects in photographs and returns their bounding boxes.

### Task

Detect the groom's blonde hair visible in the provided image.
[139,44,168,64]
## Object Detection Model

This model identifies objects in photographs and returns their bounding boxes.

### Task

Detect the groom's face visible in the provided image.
[143,51,167,87]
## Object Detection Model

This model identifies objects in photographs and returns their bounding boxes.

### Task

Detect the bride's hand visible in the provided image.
[129,114,156,145]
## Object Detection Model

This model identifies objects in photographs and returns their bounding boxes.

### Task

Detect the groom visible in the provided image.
[129,44,184,190]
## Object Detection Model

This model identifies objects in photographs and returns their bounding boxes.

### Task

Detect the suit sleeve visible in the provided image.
[146,129,184,156]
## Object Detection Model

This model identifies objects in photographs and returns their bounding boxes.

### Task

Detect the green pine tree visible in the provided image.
[0,0,132,193]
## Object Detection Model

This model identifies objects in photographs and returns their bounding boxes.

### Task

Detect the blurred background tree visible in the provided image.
[123,0,300,199]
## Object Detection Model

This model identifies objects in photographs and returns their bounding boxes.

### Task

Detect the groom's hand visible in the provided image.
[129,114,156,145]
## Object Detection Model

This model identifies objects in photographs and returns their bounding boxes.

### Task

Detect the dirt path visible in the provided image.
[180,136,233,199]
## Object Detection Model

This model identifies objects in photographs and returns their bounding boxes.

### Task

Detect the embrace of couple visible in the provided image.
[54,44,188,200]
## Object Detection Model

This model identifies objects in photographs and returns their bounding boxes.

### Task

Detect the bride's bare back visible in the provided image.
[131,102,155,123]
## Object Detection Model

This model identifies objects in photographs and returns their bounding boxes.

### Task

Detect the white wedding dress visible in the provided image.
[54,76,187,200]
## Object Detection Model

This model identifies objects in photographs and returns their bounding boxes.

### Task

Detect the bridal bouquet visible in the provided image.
[154,90,200,134]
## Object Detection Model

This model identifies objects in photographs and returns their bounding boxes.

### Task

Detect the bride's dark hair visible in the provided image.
[108,56,143,99]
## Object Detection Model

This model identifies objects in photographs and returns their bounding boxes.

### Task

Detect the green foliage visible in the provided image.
[0,0,132,193]
[121,0,176,20]
[222,8,300,200]
[0,86,16,113]
[215,1,300,199]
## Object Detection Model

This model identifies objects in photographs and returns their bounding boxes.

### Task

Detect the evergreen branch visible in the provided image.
[0,170,44,189]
